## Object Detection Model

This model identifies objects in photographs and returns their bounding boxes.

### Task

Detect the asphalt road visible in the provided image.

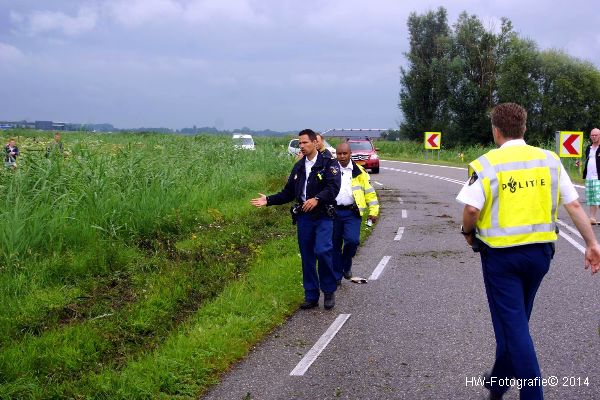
[203,159,599,400]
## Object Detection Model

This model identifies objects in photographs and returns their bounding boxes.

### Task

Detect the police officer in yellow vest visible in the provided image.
[333,142,379,284]
[457,103,600,400]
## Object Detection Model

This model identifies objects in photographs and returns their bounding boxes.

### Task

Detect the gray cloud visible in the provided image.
[1,0,599,130]
[10,7,98,36]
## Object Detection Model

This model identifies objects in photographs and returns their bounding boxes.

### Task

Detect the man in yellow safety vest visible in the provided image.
[332,142,379,284]
[456,102,600,400]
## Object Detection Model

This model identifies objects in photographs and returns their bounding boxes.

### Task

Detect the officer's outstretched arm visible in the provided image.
[564,200,600,274]
[250,193,267,208]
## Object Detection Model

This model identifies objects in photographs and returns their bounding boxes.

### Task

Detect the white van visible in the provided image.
[232,134,255,150]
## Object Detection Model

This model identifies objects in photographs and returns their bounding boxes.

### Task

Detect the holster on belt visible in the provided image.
[290,203,303,225]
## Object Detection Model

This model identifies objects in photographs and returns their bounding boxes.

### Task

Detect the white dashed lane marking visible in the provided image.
[289,314,351,376]
[394,227,405,241]
[369,256,391,280]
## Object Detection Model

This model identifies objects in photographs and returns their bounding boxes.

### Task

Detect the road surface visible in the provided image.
[203,159,599,400]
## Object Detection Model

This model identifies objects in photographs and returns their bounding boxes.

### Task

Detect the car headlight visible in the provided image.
[370,153,379,160]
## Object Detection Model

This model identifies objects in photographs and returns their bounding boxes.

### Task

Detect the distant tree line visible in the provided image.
[398,7,600,146]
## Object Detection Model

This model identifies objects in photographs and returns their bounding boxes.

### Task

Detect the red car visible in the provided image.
[347,139,379,174]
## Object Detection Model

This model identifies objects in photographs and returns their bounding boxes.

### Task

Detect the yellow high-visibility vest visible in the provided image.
[469,144,561,248]
[351,164,379,217]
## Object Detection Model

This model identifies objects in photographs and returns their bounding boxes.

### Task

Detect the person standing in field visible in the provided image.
[457,103,600,400]
[332,142,379,284]
[251,129,341,310]
[582,127,600,224]
[46,132,64,158]
[5,138,19,169]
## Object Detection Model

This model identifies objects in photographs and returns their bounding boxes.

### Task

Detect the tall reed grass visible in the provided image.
[0,131,299,398]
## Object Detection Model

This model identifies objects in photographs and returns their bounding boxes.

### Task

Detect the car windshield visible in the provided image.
[290,139,299,148]
[348,141,373,151]
[234,138,253,145]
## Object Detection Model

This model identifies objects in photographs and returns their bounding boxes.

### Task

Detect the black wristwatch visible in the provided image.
[460,225,474,236]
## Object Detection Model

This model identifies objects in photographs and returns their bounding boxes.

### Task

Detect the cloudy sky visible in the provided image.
[1,0,599,131]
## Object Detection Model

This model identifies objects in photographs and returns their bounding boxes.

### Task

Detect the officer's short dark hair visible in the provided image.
[299,129,317,141]
[490,103,527,139]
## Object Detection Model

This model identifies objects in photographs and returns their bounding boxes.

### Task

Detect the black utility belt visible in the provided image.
[336,204,356,210]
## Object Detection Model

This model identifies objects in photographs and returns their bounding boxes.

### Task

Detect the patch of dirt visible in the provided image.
[401,250,463,259]
[58,273,136,326]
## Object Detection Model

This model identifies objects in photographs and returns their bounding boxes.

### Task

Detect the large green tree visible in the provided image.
[496,37,542,140]
[399,7,452,141]
[446,13,514,144]
[398,8,600,146]
[536,51,600,140]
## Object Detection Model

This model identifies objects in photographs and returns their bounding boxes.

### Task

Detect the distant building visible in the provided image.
[0,121,15,130]
[0,120,34,129]
[52,122,66,130]
[35,120,54,130]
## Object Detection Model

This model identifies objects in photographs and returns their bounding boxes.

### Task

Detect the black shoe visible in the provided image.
[343,271,352,279]
[336,279,342,287]
[487,391,503,400]
[300,300,319,309]
[324,292,335,309]
[483,373,503,400]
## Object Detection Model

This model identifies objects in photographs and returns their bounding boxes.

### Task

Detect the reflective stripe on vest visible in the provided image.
[473,147,560,247]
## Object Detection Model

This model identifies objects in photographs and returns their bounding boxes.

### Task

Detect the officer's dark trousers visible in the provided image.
[332,209,361,281]
[297,214,337,301]
[480,242,553,400]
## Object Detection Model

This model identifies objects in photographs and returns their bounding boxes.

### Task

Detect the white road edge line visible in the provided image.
[556,219,583,239]
[380,166,465,186]
[401,210,407,218]
[381,162,586,252]
[381,159,466,170]
[289,313,351,376]
[374,181,383,186]
[381,160,584,189]
[559,231,585,253]
[369,256,391,280]
[394,226,405,241]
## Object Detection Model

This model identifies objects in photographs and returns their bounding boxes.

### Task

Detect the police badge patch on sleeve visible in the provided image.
[330,166,339,175]
[468,171,478,185]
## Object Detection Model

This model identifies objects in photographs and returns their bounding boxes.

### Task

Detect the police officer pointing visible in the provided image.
[457,103,600,400]
[251,129,341,309]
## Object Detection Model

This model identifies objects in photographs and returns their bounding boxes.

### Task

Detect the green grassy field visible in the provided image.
[0,131,306,398]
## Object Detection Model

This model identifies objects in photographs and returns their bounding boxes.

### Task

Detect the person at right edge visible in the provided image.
[456,103,600,400]
[582,127,600,224]
[333,142,379,284]
[251,129,341,310]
